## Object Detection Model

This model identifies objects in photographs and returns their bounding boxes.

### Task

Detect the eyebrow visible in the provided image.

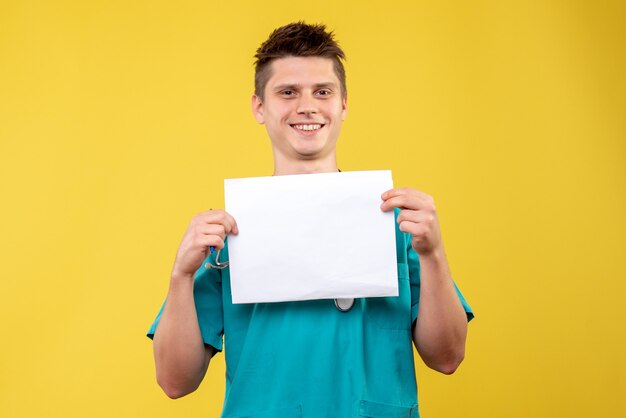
[272,82,338,92]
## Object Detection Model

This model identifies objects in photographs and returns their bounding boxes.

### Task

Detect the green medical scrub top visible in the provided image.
[148,210,474,418]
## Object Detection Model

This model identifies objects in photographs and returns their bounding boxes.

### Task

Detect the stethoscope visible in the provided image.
[205,248,229,269]
[334,298,355,312]
[206,248,355,312]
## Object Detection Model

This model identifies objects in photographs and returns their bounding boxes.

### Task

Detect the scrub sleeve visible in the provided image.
[147,257,225,353]
[406,240,474,325]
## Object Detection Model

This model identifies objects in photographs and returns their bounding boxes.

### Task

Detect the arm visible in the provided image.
[412,248,467,374]
[152,210,238,398]
[153,274,213,398]
[381,188,468,375]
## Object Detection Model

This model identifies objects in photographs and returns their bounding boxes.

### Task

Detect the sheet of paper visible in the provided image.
[224,170,398,304]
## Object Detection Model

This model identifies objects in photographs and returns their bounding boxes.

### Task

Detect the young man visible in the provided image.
[148,22,473,417]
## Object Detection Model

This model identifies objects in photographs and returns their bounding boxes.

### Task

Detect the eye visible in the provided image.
[281,89,295,97]
[317,89,332,96]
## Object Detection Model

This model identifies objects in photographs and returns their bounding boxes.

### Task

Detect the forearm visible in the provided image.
[413,249,468,374]
[153,274,211,398]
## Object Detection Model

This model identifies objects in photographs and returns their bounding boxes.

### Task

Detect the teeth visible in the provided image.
[293,124,322,131]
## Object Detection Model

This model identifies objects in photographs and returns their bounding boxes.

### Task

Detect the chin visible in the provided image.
[290,142,326,158]
[292,149,323,160]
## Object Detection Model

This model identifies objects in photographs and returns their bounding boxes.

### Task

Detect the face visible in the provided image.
[252,56,347,164]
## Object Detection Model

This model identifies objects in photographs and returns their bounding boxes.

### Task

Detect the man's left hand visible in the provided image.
[380,188,443,256]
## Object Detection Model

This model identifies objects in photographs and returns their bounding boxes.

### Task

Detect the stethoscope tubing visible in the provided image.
[207,250,355,312]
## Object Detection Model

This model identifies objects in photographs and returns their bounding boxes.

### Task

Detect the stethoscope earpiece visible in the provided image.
[205,248,230,270]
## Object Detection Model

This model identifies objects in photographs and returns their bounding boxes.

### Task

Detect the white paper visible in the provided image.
[224,170,398,304]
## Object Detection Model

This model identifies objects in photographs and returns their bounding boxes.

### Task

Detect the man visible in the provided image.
[148,22,473,417]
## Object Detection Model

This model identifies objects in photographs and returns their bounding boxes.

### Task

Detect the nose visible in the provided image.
[296,94,318,115]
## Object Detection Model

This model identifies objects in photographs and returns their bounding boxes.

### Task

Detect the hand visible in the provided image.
[171,210,238,280]
[380,188,442,255]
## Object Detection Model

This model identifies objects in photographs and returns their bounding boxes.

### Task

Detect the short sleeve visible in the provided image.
[146,256,225,352]
[406,235,474,324]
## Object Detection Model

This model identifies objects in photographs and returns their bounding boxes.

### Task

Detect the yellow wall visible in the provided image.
[1,1,624,416]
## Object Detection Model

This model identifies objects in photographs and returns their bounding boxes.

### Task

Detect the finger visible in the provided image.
[197,210,238,235]
[381,188,407,200]
[223,211,239,235]
[396,209,435,225]
[381,187,429,200]
[398,220,428,237]
[380,195,427,212]
[197,224,227,240]
[210,210,239,235]
[198,235,225,250]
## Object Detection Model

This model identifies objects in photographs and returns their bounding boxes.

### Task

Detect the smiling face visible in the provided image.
[252,56,347,173]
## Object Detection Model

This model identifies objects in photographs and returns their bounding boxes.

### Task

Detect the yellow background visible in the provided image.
[1,0,624,417]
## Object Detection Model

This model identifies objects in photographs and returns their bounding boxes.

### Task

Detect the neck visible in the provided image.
[272,156,339,176]
[274,152,338,176]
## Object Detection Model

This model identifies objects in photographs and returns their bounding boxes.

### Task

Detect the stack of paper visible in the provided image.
[224,170,398,304]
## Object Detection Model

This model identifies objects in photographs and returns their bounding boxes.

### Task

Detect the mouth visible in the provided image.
[290,123,325,135]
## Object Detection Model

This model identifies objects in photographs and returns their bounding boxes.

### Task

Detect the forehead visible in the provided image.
[265,56,339,88]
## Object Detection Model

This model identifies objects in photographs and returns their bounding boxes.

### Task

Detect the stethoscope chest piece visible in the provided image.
[334,298,355,312]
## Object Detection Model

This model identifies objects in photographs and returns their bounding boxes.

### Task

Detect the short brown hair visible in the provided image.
[254,21,347,100]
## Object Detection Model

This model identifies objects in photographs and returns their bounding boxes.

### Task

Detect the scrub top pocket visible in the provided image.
[228,404,303,418]
[359,400,419,418]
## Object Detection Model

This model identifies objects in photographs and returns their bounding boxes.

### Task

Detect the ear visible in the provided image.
[341,94,348,121]
[251,94,265,124]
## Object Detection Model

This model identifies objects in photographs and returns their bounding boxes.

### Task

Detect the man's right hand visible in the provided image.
[171,210,239,280]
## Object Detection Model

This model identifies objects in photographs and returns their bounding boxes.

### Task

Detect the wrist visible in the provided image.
[419,245,445,262]
[170,271,195,286]
[419,247,450,274]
